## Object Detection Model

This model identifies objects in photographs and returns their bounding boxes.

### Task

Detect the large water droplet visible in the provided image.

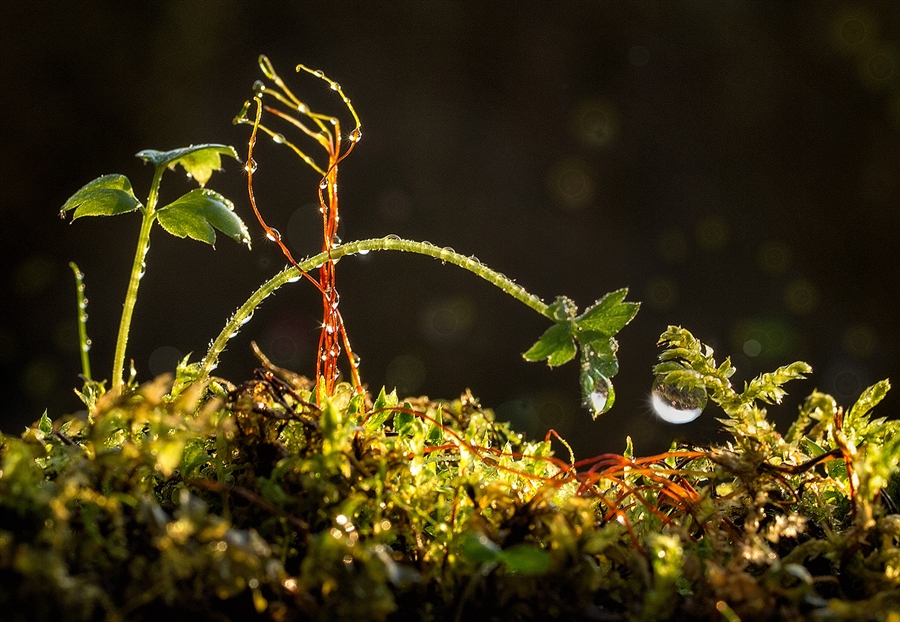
[584,373,611,414]
[651,374,707,424]
[272,133,286,144]
[266,228,282,243]
[245,159,258,174]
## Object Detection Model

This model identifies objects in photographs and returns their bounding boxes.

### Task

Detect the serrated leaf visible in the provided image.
[574,288,639,336]
[60,174,141,219]
[156,188,251,247]
[523,323,576,367]
[136,144,239,187]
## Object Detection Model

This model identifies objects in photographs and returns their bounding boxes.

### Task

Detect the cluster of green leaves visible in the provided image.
[2,326,898,620]
[523,289,639,417]
[60,145,250,391]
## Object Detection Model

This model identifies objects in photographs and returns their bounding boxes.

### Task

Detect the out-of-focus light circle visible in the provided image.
[743,339,762,357]
[546,158,595,210]
[784,279,818,315]
[756,240,792,274]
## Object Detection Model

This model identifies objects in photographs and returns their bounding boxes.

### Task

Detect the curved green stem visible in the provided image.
[112,166,165,390]
[198,236,550,382]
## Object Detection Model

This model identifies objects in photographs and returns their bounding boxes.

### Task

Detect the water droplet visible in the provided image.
[266,228,282,243]
[651,374,708,424]
[253,80,266,96]
[298,103,309,114]
[245,159,258,174]
[584,373,611,414]
[349,128,361,142]
[80,313,89,323]
[319,179,328,190]
[272,133,285,144]
[82,341,91,353]
[325,325,335,335]
[239,312,254,327]
[357,249,370,255]
[330,81,341,91]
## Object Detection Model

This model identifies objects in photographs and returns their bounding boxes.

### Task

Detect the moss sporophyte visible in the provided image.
[1,56,898,621]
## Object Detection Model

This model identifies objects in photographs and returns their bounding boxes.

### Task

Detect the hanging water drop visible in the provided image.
[319,179,328,190]
[650,374,708,424]
[349,128,361,142]
[266,228,282,243]
[239,311,254,327]
[245,158,258,174]
[272,133,286,144]
[584,373,611,415]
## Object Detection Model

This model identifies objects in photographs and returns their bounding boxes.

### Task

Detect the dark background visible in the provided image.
[1,1,897,458]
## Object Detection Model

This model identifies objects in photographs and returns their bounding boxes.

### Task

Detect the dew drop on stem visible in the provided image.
[266,228,282,243]
[272,133,286,144]
[650,374,708,424]
[245,159,258,174]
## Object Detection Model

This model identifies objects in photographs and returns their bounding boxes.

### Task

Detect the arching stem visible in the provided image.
[198,236,549,383]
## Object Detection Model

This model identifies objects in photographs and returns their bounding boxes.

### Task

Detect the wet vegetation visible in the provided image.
[1,57,898,621]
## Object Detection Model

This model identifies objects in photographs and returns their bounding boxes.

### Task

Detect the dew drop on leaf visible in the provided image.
[584,373,611,414]
[650,374,707,424]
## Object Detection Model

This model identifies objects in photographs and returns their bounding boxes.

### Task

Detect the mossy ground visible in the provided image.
[1,338,899,621]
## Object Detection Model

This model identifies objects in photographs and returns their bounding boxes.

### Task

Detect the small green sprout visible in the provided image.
[60,145,250,391]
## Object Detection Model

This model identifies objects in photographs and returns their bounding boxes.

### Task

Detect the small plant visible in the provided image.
[59,145,251,392]
[1,56,898,621]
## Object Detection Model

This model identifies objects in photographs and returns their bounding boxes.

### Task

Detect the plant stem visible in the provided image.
[112,167,164,390]
[69,262,92,381]
[198,236,550,383]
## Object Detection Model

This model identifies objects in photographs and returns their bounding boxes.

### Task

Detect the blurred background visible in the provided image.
[1,1,897,457]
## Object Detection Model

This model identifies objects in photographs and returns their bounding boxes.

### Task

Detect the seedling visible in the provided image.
[59,145,251,392]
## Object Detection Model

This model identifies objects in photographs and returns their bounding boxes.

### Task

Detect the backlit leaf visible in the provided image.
[522,323,576,367]
[136,144,239,187]
[156,189,251,247]
[60,174,141,219]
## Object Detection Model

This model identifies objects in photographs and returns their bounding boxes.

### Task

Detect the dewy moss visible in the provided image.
[1,56,898,621]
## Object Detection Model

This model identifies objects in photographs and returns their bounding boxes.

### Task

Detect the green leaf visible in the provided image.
[574,288,639,336]
[498,543,551,575]
[60,174,141,219]
[523,323,576,367]
[846,380,891,430]
[546,296,577,322]
[156,189,251,247]
[136,144,239,187]
[37,410,52,436]
[366,387,398,430]
[460,533,501,564]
